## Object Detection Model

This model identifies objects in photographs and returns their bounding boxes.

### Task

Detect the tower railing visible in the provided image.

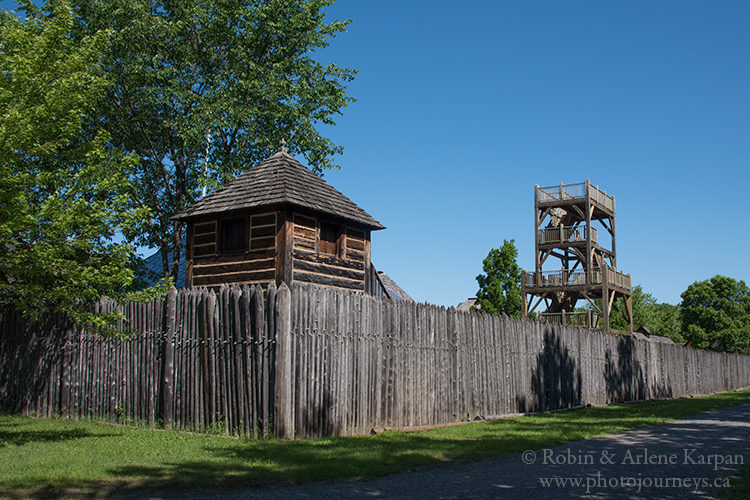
[589,185,615,212]
[538,182,586,201]
[537,182,614,212]
[523,268,630,289]
[538,225,597,245]
[539,311,598,327]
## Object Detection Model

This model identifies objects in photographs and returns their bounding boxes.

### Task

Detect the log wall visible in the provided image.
[291,213,370,292]
[189,213,277,288]
[185,211,372,292]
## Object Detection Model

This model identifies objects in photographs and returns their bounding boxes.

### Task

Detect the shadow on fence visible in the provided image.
[605,337,646,403]
[518,328,582,413]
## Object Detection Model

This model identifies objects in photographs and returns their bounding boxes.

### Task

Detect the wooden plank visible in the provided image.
[207,290,218,428]
[334,287,345,433]
[220,286,232,434]
[194,245,217,258]
[194,248,276,265]
[293,259,365,281]
[251,224,276,239]
[294,236,316,251]
[193,258,276,275]
[251,213,277,226]
[293,271,364,291]
[193,270,275,287]
[312,290,322,435]
[292,250,365,271]
[256,287,269,439]
[232,287,245,434]
[176,294,185,428]
[250,236,276,250]
[194,221,217,234]
[293,214,316,229]
[61,322,72,417]
[297,286,308,437]
[274,211,293,286]
[241,285,254,437]
[194,233,218,246]
[345,237,365,251]
[293,226,317,241]
[346,249,366,262]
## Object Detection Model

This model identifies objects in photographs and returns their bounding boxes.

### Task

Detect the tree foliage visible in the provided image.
[604,285,654,332]
[474,239,522,317]
[603,285,682,342]
[680,275,750,353]
[70,0,356,281]
[583,284,681,341]
[0,0,154,328]
[645,302,682,343]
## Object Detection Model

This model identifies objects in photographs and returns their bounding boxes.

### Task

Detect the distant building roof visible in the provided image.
[457,298,478,312]
[376,271,413,302]
[636,325,653,336]
[141,247,186,289]
[632,328,675,344]
[174,145,384,230]
[648,334,675,345]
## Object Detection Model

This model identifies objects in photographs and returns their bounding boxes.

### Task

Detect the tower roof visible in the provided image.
[174,148,384,230]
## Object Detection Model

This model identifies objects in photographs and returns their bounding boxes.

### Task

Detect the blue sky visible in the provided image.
[4,1,748,306]
[315,1,750,306]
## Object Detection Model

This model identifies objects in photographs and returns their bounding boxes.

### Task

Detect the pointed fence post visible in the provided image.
[161,286,178,429]
[274,283,294,439]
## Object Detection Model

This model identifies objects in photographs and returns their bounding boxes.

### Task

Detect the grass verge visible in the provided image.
[723,465,750,499]
[2,389,750,497]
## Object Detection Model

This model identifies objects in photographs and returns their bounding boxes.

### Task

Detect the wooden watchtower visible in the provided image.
[521,180,633,332]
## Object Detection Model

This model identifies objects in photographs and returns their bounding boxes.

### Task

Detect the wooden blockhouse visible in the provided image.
[173,142,385,293]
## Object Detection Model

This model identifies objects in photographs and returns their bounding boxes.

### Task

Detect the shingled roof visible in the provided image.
[174,145,384,230]
[376,271,414,302]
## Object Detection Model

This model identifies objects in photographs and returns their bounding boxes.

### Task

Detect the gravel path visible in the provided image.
[196,403,750,499]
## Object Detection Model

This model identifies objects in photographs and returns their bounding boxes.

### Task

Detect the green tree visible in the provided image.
[474,239,522,317]
[680,275,750,352]
[588,285,683,342]
[0,1,152,328]
[71,0,356,282]
[649,302,682,343]
[606,285,655,332]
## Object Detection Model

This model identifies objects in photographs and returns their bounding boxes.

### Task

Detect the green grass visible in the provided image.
[2,390,750,497]
[723,465,750,499]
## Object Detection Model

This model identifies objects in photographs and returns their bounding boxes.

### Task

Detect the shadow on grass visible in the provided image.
[0,417,121,448]
[0,428,118,448]
[6,390,750,499]
[94,430,569,498]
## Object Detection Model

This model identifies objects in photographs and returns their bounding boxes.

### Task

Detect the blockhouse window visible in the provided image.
[293,213,353,259]
[344,227,366,263]
[220,219,246,253]
[293,214,317,252]
[192,221,218,258]
[319,222,339,256]
[250,213,277,250]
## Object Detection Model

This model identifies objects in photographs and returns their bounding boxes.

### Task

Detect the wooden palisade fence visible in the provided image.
[0,284,277,438]
[2,283,750,439]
